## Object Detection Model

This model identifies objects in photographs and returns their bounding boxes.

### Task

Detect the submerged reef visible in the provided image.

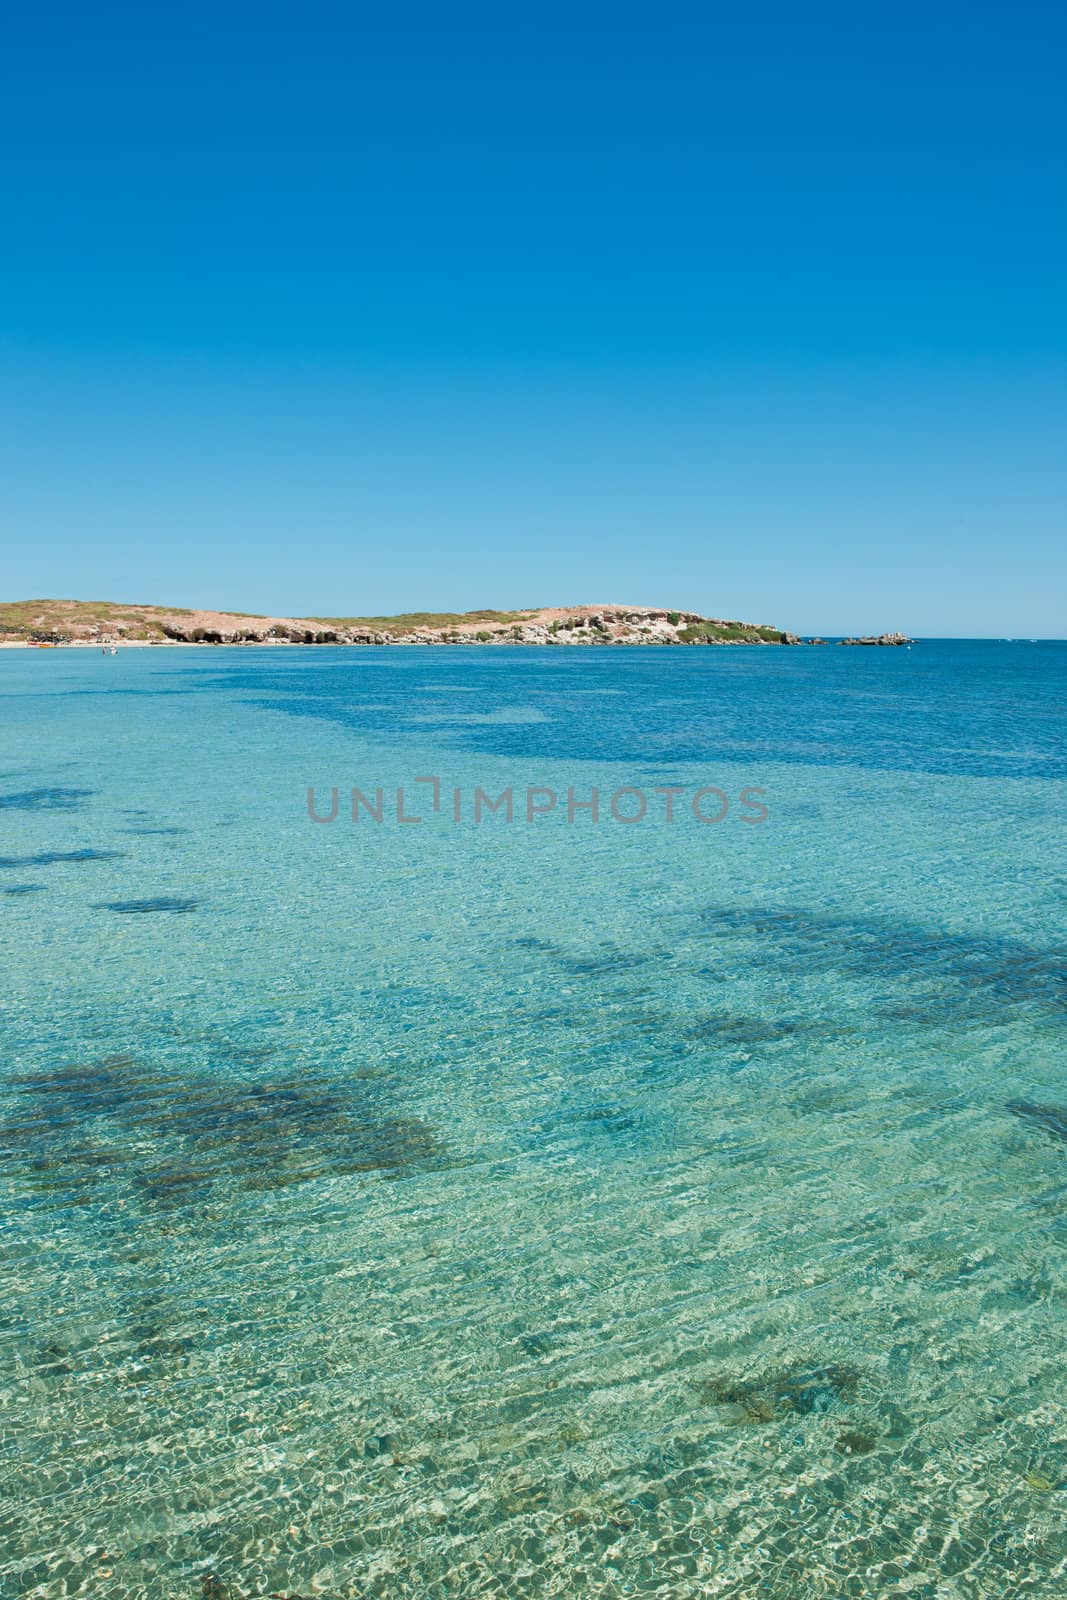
[0,786,94,810]
[699,1362,862,1424]
[95,896,200,914]
[695,905,1067,1014]
[118,824,187,835]
[0,848,122,867]
[201,1574,314,1600]
[2,1056,446,1210]
[1007,1100,1067,1144]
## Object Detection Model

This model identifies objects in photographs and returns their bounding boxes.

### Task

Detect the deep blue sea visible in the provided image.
[2,641,1065,1599]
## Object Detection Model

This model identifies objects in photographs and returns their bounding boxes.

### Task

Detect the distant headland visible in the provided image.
[0,599,911,648]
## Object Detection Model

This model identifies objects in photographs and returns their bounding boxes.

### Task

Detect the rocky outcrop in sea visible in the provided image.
[838,632,912,646]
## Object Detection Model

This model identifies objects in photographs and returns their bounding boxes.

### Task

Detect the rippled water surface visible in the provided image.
[1,641,1065,1599]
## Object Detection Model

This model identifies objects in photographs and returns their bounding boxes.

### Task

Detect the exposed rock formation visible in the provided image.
[838,632,912,646]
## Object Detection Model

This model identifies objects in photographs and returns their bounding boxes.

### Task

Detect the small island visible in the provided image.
[839,632,912,646]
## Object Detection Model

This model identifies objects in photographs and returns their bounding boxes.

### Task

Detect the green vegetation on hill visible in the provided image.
[314,609,535,633]
[0,600,540,640]
[0,600,180,639]
[678,621,788,643]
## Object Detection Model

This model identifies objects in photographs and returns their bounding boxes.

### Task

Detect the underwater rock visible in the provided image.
[95,896,200,913]
[0,848,122,867]
[558,949,654,976]
[4,1058,446,1210]
[363,1432,400,1457]
[684,1012,805,1044]
[218,1042,278,1064]
[1006,1100,1067,1144]
[119,825,187,835]
[700,1362,861,1423]
[11,1055,141,1107]
[199,1579,312,1600]
[135,1166,215,1206]
[696,904,1067,1014]
[32,1341,74,1376]
[835,1430,877,1455]
[0,786,94,810]
[518,1330,555,1358]
[579,1103,639,1134]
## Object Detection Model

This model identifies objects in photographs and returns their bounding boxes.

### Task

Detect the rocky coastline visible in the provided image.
[0,600,912,648]
[838,632,912,646]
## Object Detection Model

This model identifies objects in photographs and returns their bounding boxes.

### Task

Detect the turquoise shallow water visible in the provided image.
[1,641,1065,1599]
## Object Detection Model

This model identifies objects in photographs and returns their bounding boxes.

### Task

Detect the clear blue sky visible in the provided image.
[1,1,1064,635]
